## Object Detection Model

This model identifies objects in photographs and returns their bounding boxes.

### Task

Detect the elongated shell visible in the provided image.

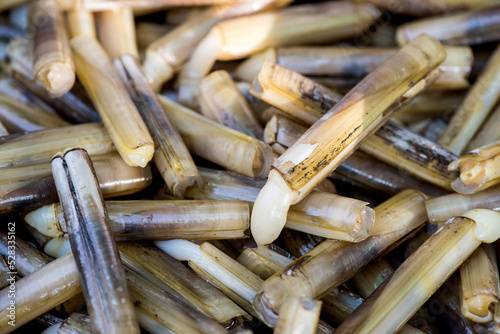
[396,6,500,45]
[240,45,472,90]
[26,200,250,240]
[51,148,139,334]
[198,70,263,138]
[29,0,75,97]
[460,244,500,323]
[95,7,138,59]
[0,123,114,168]
[251,35,446,245]
[115,55,201,197]
[159,95,273,178]
[286,191,374,242]
[426,185,500,223]
[439,43,500,155]
[273,35,446,196]
[466,102,500,151]
[0,254,80,332]
[71,36,154,167]
[0,92,70,132]
[206,2,380,61]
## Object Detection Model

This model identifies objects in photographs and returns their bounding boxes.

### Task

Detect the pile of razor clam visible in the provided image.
[3,0,500,333]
